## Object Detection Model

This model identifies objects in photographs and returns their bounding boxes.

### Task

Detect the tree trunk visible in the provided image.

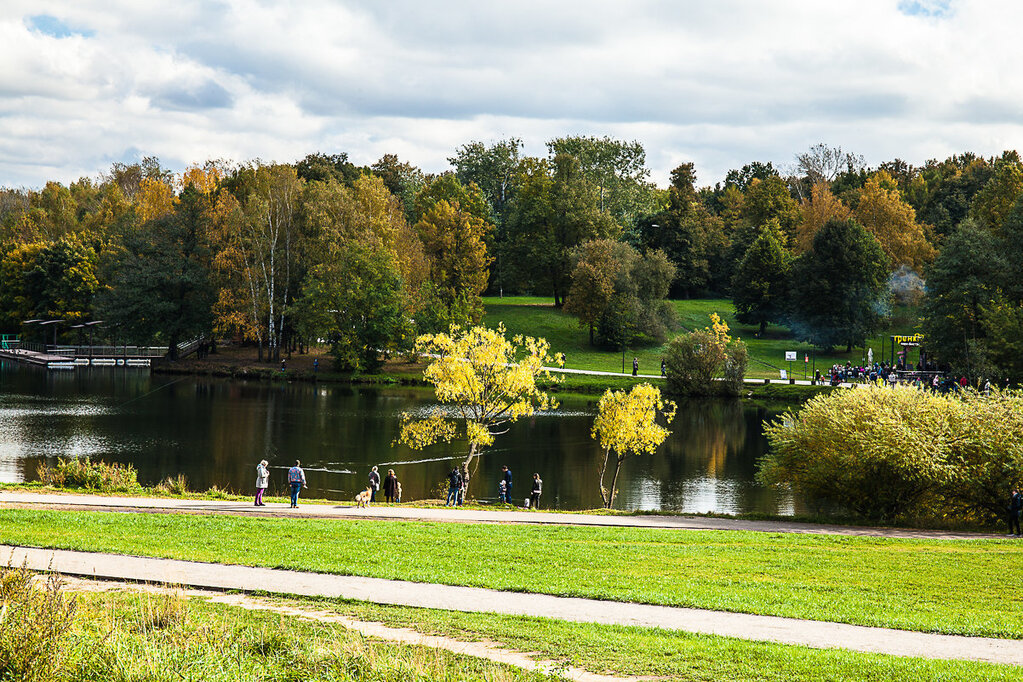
[589,324,594,346]
[759,320,767,337]
[607,457,624,509]
[598,448,612,507]
[461,442,478,499]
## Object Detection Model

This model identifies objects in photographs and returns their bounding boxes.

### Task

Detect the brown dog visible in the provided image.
[355,487,372,508]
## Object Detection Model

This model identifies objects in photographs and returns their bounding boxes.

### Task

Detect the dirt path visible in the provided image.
[61,577,649,682]
[0,491,997,540]
[7,544,1023,666]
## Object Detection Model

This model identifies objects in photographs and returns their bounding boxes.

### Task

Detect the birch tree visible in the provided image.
[241,163,302,361]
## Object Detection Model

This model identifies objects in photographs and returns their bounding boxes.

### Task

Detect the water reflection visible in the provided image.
[0,361,806,513]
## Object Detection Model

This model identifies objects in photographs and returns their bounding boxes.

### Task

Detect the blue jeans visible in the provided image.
[446,487,458,506]
[503,485,512,503]
[290,483,301,506]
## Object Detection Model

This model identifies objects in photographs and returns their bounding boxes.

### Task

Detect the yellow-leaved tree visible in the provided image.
[397,324,562,496]
[592,383,677,508]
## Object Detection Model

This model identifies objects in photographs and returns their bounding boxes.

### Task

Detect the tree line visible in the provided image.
[2,140,1023,378]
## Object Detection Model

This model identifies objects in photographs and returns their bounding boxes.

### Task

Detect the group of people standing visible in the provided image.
[254,458,308,508]
[255,460,544,509]
[367,466,401,503]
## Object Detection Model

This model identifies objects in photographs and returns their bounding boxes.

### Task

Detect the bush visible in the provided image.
[664,329,724,395]
[155,474,190,495]
[760,386,1023,523]
[0,566,80,682]
[722,340,748,396]
[36,457,140,493]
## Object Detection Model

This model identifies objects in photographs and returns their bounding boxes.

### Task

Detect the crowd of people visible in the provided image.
[816,360,1010,394]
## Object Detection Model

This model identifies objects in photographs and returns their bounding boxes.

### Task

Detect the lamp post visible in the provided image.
[38,320,64,349]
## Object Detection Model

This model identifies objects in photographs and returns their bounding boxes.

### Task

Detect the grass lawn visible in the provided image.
[296,597,1023,682]
[484,296,922,380]
[3,570,542,682]
[4,509,1021,638]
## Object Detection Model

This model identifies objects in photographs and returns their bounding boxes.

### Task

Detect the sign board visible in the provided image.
[780,369,788,380]
[784,351,797,362]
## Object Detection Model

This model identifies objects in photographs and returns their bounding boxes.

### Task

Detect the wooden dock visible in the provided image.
[0,348,77,369]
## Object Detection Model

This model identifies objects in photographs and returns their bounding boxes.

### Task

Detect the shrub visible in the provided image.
[665,329,724,395]
[155,474,190,495]
[722,339,748,396]
[36,457,140,493]
[759,386,1023,523]
[0,566,80,682]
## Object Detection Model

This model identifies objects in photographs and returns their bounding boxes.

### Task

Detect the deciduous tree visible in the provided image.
[592,383,676,508]
[397,325,562,495]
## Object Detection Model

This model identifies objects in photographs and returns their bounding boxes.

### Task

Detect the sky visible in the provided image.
[2,0,1022,190]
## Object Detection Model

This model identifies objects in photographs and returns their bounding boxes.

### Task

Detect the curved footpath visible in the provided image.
[3,544,1021,666]
[0,490,999,540]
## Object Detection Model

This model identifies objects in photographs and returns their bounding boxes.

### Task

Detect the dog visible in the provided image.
[355,487,372,508]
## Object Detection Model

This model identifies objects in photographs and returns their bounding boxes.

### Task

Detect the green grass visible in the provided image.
[21,578,546,681]
[484,296,922,380]
[4,509,1021,638]
[289,597,1023,682]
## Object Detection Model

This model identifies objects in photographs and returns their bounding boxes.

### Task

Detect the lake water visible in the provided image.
[0,363,805,514]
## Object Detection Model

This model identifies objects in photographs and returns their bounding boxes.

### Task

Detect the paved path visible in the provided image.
[0,491,998,540]
[5,544,1021,665]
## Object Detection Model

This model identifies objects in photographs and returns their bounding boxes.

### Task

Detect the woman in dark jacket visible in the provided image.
[383,469,399,504]
[530,473,542,510]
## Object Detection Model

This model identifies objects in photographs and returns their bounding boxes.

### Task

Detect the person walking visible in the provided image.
[501,465,513,504]
[368,466,381,502]
[632,357,639,376]
[446,467,462,506]
[287,460,307,508]
[254,459,269,506]
[530,473,542,510]
[660,359,666,377]
[383,469,399,504]
[1008,488,1022,537]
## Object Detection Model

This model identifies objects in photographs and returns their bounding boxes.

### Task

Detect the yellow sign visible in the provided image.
[892,333,924,345]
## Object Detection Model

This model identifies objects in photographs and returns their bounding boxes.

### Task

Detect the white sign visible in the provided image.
[780,369,788,380]
[785,351,797,362]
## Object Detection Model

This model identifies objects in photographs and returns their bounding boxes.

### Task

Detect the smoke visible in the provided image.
[888,265,925,306]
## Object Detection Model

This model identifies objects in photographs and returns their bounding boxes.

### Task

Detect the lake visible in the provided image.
[0,363,805,514]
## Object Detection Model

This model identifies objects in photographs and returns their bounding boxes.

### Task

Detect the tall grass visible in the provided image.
[0,564,546,681]
[36,458,140,493]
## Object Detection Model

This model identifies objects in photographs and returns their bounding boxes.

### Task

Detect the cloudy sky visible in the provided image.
[2,0,1021,189]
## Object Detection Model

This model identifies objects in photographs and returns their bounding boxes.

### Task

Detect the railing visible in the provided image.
[49,345,169,358]
[0,334,19,351]
[175,337,204,358]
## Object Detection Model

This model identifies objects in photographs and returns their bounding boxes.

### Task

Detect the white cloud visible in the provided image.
[1,0,1023,189]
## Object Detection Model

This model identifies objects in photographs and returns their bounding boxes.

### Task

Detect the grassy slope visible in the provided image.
[7,509,1022,638]
[58,587,544,681]
[484,296,922,380]
[310,598,1021,682]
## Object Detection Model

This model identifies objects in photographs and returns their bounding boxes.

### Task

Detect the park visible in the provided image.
[4,8,1023,676]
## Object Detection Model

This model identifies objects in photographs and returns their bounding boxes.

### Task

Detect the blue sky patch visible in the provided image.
[27,15,94,39]
[896,1,952,18]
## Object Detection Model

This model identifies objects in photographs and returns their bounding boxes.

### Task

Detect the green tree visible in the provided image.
[0,236,99,333]
[97,188,214,357]
[789,218,889,352]
[370,153,426,224]
[969,151,1023,235]
[640,164,728,297]
[504,155,619,305]
[295,152,362,187]
[547,135,659,234]
[296,243,408,372]
[922,221,1007,375]
[731,221,791,336]
[448,138,523,226]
